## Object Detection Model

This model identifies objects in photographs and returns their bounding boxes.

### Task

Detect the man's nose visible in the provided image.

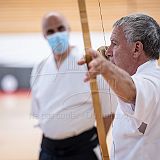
[106,46,113,58]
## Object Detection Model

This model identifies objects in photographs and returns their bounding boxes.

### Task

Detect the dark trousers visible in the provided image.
[39,127,99,160]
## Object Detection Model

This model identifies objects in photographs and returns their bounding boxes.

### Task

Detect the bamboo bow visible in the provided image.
[77,0,110,159]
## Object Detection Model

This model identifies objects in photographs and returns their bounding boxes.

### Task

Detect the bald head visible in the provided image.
[42,12,70,38]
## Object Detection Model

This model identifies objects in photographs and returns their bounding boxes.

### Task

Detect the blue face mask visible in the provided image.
[47,31,69,55]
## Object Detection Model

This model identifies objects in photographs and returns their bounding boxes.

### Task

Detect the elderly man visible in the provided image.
[31,12,116,160]
[79,13,160,160]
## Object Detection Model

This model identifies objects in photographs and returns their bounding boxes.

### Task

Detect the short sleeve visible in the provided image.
[131,74,160,124]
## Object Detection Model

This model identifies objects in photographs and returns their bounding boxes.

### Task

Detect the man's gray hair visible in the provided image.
[113,14,160,59]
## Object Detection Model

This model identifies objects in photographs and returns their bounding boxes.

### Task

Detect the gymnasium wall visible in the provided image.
[0,0,159,92]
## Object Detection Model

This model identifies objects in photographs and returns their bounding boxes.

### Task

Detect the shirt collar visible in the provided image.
[136,60,157,73]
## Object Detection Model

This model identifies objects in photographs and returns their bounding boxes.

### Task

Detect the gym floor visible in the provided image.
[0,92,41,160]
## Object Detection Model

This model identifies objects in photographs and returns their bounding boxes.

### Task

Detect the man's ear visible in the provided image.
[133,41,143,58]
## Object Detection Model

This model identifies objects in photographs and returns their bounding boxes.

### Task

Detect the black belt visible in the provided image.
[41,127,99,157]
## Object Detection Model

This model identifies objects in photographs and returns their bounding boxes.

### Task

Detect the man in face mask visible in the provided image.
[42,12,70,68]
[30,11,117,160]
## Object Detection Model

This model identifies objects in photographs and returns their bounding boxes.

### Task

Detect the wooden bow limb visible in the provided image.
[77,0,110,159]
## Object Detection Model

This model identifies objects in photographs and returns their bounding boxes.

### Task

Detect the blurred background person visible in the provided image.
[30,12,116,160]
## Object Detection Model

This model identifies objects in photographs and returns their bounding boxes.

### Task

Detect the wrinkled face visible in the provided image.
[42,14,69,38]
[107,27,135,74]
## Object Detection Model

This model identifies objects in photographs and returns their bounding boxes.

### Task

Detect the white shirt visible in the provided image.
[111,60,160,160]
[31,47,117,139]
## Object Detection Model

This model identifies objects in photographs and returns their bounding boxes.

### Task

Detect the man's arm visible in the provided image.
[100,59,136,103]
[78,49,136,104]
